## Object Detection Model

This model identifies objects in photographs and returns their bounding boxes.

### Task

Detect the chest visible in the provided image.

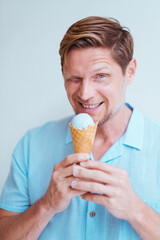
[92,140,113,161]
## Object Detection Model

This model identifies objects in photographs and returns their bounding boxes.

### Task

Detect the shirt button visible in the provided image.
[90,211,96,217]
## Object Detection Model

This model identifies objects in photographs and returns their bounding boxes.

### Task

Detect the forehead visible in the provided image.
[63,47,123,76]
[63,47,116,72]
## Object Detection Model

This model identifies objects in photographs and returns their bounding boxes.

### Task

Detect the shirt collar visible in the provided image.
[65,103,144,151]
[123,103,144,150]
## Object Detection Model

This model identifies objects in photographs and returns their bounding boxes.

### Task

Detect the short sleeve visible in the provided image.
[0,133,30,212]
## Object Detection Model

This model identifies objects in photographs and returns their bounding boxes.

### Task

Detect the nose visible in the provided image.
[78,79,94,101]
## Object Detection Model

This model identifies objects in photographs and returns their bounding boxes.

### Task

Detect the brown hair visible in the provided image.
[59,16,134,74]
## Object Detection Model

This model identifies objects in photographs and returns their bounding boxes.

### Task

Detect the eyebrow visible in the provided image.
[63,74,82,79]
[92,67,111,73]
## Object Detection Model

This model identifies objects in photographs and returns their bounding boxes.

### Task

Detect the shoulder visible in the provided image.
[13,115,73,156]
[143,115,160,135]
[141,114,160,150]
[28,115,73,137]
[131,102,160,135]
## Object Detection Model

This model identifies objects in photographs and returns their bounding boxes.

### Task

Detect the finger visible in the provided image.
[79,160,124,175]
[59,164,75,178]
[55,163,88,178]
[81,192,108,205]
[69,188,87,197]
[71,180,114,196]
[54,175,87,196]
[72,166,116,185]
[64,177,88,197]
[56,153,90,169]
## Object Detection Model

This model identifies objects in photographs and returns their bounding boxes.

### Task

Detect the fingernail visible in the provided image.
[71,181,77,187]
[80,161,86,166]
[73,168,79,176]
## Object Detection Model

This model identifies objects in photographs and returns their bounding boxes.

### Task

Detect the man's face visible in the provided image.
[63,47,132,125]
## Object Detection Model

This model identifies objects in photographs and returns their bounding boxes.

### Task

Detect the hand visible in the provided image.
[42,153,90,215]
[70,160,141,221]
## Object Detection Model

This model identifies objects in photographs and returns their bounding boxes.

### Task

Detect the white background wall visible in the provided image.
[1,0,160,192]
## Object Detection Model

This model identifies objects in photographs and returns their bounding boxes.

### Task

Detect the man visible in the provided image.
[0,16,160,239]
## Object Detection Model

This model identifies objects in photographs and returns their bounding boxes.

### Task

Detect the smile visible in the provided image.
[80,102,102,109]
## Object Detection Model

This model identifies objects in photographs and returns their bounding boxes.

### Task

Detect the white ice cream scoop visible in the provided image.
[71,113,95,130]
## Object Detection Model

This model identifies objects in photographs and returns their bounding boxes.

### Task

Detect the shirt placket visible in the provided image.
[85,201,97,240]
[85,139,123,240]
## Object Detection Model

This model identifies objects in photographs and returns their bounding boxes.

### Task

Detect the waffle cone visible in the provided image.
[69,122,98,154]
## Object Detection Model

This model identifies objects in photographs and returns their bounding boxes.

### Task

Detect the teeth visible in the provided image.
[82,103,100,109]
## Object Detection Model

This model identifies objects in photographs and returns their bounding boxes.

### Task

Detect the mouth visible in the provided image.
[79,102,103,109]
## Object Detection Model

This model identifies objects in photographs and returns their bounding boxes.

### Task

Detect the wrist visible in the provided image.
[38,195,56,220]
[127,197,146,228]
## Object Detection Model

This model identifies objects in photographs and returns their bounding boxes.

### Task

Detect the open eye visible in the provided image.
[94,73,110,84]
[98,74,106,79]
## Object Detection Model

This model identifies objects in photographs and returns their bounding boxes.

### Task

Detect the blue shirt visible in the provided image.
[0,104,160,240]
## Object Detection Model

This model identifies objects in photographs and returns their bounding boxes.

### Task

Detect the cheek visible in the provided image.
[65,81,73,93]
[99,85,113,100]
[108,80,125,97]
[100,85,122,107]
[65,82,78,100]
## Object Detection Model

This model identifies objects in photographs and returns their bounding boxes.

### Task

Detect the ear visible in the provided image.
[126,58,137,85]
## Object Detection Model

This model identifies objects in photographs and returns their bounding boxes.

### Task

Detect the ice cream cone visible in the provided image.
[69,122,98,154]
